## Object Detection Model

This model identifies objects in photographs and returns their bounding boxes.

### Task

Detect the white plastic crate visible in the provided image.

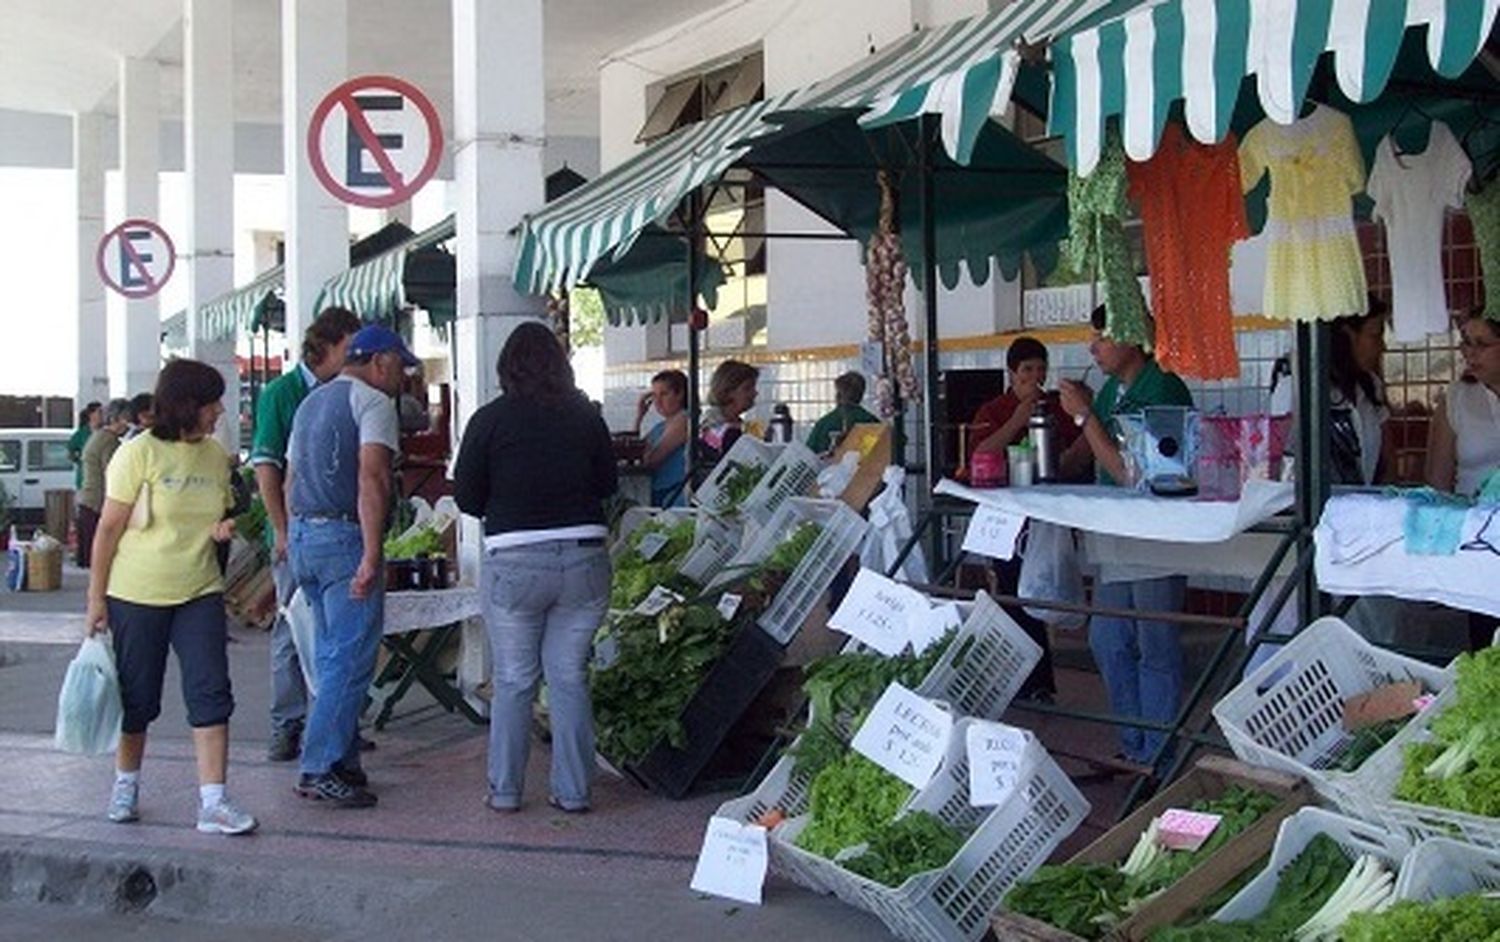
[1209,807,1410,924]
[1393,837,1500,902]
[714,591,1043,885]
[1212,616,1453,818]
[693,437,783,517]
[739,440,822,528]
[1360,686,1500,850]
[772,718,1089,942]
[679,512,741,585]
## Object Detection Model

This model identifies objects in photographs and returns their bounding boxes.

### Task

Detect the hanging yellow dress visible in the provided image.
[1239,104,1369,320]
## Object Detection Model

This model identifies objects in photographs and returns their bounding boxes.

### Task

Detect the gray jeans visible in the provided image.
[270,557,309,733]
[481,540,610,810]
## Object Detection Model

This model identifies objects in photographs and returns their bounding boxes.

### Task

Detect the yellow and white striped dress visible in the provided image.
[1239,104,1369,321]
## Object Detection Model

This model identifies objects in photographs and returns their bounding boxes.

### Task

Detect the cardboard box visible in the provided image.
[831,423,891,513]
[992,755,1310,942]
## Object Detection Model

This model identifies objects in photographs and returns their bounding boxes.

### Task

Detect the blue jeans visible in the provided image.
[1089,576,1187,765]
[481,540,610,810]
[270,558,309,734]
[289,518,384,777]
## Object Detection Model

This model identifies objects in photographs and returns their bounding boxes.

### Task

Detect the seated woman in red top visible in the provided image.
[971,336,1080,459]
[968,336,1079,702]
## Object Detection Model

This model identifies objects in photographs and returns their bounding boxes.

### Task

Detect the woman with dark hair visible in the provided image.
[632,368,689,507]
[1329,300,1393,485]
[85,358,254,835]
[701,359,760,460]
[453,321,618,813]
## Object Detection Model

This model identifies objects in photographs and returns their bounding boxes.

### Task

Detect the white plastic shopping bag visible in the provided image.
[54,635,123,754]
[1017,521,1087,629]
[859,466,930,584]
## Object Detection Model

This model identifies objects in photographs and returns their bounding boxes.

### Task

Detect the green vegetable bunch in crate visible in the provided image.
[1393,645,1500,818]
[609,516,697,610]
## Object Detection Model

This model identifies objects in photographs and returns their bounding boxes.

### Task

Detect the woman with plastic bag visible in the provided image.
[84,359,256,835]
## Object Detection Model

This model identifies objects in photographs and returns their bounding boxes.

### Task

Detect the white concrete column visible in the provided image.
[451,0,547,580]
[281,0,348,356]
[119,57,163,397]
[185,0,239,454]
[74,111,109,409]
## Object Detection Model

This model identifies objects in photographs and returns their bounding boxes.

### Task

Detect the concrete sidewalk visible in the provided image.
[0,564,1140,939]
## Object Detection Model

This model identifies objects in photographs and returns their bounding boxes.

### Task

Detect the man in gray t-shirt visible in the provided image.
[286,324,414,808]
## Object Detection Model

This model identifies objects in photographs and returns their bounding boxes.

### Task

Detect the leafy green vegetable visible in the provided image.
[609,517,697,610]
[383,527,445,559]
[1340,892,1500,942]
[1395,646,1500,817]
[801,634,954,737]
[841,812,967,887]
[1125,787,1282,898]
[711,461,767,512]
[1005,864,1129,938]
[1333,718,1408,773]
[794,752,911,858]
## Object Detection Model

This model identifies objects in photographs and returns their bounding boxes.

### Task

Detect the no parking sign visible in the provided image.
[95,219,175,299]
[307,75,443,209]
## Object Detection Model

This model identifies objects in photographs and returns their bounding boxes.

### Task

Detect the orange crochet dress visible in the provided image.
[1127,123,1250,381]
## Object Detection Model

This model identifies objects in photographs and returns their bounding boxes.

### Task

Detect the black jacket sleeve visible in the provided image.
[590,414,619,501]
[451,408,491,519]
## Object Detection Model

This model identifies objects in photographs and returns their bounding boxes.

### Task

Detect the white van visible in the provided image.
[0,429,77,526]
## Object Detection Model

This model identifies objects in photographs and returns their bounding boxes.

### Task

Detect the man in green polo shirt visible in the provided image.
[69,402,101,488]
[251,307,361,762]
[1057,305,1194,770]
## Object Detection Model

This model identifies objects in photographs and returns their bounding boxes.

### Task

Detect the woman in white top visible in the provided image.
[1426,312,1500,496]
[1328,302,1393,486]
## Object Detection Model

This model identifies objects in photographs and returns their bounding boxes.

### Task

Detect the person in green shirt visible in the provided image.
[1058,305,1194,768]
[250,307,361,763]
[807,371,880,455]
[69,401,102,489]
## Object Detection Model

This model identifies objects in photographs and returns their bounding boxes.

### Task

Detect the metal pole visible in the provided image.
[686,190,704,490]
[1295,322,1332,626]
[917,115,944,574]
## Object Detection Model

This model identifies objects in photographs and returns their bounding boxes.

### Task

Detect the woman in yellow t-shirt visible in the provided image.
[85,359,256,836]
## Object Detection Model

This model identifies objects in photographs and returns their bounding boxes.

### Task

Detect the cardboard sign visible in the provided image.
[634,585,684,618]
[717,593,743,621]
[962,505,1025,561]
[911,602,962,657]
[966,722,1030,807]
[828,568,924,657]
[852,683,953,789]
[690,817,768,905]
[1342,682,1422,732]
[636,531,671,562]
[1158,809,1223,852]
[95,218,176,299]
[307,74,443,208]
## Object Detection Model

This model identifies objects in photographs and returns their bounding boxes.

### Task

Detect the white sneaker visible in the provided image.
[196,798,258,835]
[106,780,139,823]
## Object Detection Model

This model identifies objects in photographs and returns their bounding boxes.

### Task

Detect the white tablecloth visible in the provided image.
[383,587,482,635]
[935,478,1294,543]
[1315,494,1500,617]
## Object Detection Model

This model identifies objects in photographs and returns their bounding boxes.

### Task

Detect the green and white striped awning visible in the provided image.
[314,215,456,323]
[768,0,1118,163]
[193,267,283,343]
[513,95,792,296]
[1051,0,1500,175]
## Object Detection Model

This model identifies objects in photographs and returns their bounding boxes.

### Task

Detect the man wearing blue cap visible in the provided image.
[285,323,417,807]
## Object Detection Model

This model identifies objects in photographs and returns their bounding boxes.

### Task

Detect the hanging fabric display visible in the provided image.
[1127,123,1249,381]
[867,171,919,417]
[1239,104,1368,321]
[1066,130,1151,347]
[1466,178,1500,323]
[1367,121,1472,341]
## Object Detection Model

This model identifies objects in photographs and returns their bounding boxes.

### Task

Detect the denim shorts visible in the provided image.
[109,593,233,733]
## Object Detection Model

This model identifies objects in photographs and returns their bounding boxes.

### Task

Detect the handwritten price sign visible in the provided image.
[966,722,1032,806]
[852,682,953,789]
[828,568,926,656]
[690,816,769,905]
[961,505,1025,561]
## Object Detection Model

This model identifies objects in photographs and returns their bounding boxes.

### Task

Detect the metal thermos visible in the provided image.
[1028,393,1059,483]
[768,403,794,444]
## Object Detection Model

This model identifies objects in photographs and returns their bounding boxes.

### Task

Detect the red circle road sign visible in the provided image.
[307,75,444,209]
[95,218,176,300]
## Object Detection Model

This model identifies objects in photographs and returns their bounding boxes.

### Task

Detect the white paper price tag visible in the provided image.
[828,568,925,657]
[910,602,962,656]
[966,722,1031,807]
[634,585,684,617]
[717,593,743,621]
[961,505,1025,561]
[636,531,671,562]
[689,816,768,905]
[851,682,953,789]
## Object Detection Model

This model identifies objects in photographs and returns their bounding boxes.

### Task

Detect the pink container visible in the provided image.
[1197,415,1292,501]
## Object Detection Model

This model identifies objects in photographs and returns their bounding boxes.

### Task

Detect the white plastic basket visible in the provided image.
[1209,807,1411,924]
[1393,837,1500,902]
[678,512,741,585]
[694,437,783,517]
[1211,616,1453,818]
[708,497,868,644]
[771,718,1089,942]
[1360,686,1500,850]
[715,590,1043,882]
[739,440,822,528]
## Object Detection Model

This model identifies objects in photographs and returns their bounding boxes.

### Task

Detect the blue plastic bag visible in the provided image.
[54,635,123,754]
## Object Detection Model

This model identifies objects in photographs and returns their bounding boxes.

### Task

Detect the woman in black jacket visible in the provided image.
[453,322,618,813]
